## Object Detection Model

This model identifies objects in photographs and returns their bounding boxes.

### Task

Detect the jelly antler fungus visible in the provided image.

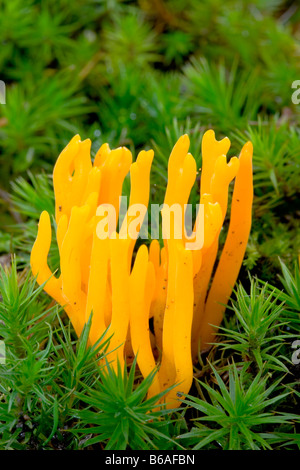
[31,129,253,408]
[199,141,253,350]
[129,244,160,399]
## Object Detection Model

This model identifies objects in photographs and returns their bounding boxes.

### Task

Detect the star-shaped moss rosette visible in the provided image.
[31,129,253,409]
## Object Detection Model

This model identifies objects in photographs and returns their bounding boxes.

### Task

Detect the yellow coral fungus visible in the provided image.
[31,129,253,409]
